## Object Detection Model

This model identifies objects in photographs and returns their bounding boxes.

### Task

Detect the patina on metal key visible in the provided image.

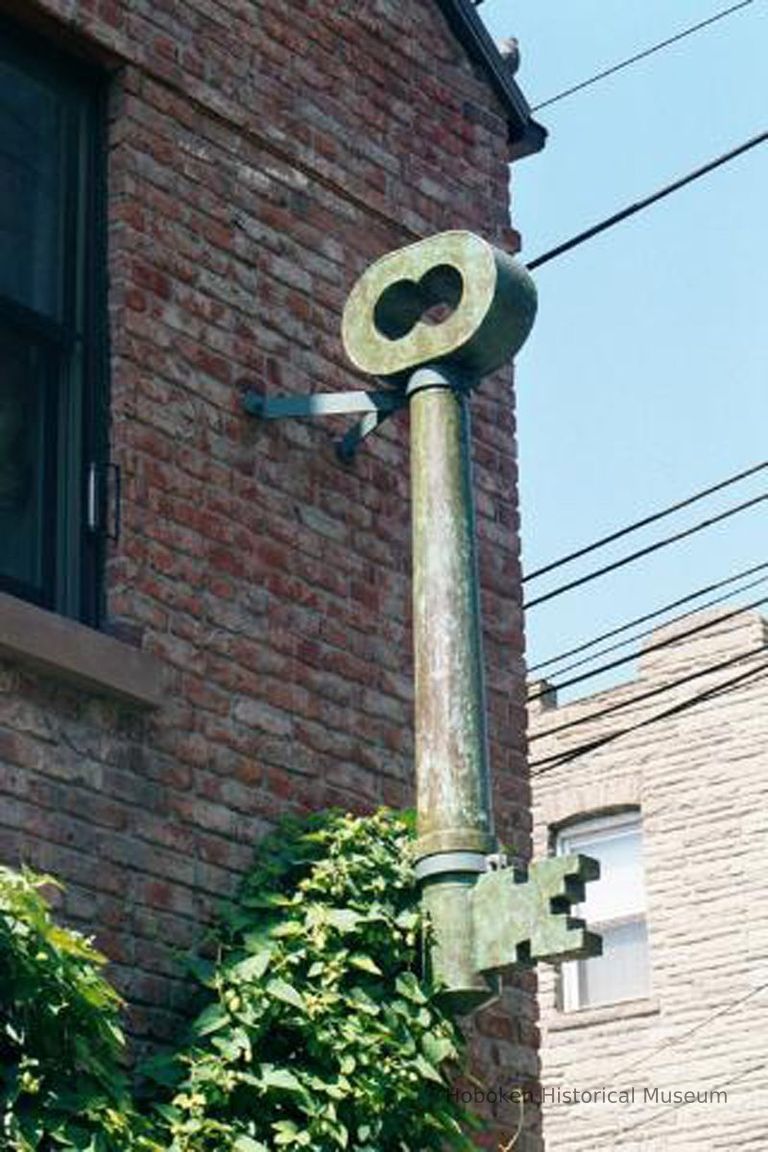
[245,231,601,1010]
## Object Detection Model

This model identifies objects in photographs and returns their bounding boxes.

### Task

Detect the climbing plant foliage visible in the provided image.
[0,866,160,1151]
[159,809,478,1151]
[0,811,480,1150]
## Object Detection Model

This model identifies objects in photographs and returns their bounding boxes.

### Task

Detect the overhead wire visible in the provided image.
[529,567,768,685]
[565,978,768,1134]
[527,590,768,701]
[505,10,768,950]
[605,979,768,1087]
[510,29,768,749]
[524,489,768,610]
[530,650,768,773]
[531,1,756,112]
[523,460,768,584]
[530,641,766,746]
[528,558,768,673]
[526,129,768,273]
[616,1056,768,1139]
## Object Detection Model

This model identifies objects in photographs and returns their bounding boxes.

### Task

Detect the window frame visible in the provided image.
[0,18,109,626]
[556,809,650,1012]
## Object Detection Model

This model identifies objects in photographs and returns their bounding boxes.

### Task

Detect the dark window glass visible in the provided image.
[0,59,66,319]
[0,326,55,602]
[0,24,106,622]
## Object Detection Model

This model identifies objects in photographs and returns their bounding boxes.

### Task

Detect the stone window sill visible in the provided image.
[0,591,163,709]
[548,996,661,1031]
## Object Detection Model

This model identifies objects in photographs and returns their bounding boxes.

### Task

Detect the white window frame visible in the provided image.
[557,810,649,1012]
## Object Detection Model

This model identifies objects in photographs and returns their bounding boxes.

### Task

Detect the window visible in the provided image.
[557,811,650,1011]
[0,22,107,623]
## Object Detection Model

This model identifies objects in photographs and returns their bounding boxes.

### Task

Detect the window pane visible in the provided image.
[558,812,651,1010]
[562,821,646,920]
[0,57,65,319]
[0,325,54,602]
[578,919,650,1007]
[561,820,644,916]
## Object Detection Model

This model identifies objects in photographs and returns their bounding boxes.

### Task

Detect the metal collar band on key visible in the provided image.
[405,366,473,398]
[413,852,489,881]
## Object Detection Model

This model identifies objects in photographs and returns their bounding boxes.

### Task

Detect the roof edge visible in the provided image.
[434,0,547,160]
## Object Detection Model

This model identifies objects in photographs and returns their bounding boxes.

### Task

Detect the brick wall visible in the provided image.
[0,1,537,1146]
[529,607,768,1150]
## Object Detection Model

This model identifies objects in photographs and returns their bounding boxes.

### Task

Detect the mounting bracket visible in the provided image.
[243,387,407,461]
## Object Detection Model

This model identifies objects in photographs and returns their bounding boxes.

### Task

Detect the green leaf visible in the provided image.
[213,1027,251,1061]
[325,909,361,933]
[348,953,382,975]
[395,972,427,1004]
[234,1136,269,1151]
[241,892,294,909]
[271,920,305,938]
[230,948,272,982]
[415,1054,445,1085]
[273,1119,301,1145]
[140,1051,183,1089]
[261,1067,304,1094]
[243,928,271,952]
[192,1003,230,1035]
[422,1033,456,1067]
[266,978,305,1010]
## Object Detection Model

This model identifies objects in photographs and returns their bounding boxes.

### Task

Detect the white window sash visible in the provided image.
[556,811,649,1011]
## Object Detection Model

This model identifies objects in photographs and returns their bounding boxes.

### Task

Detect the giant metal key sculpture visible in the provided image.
[246,232,600,1008]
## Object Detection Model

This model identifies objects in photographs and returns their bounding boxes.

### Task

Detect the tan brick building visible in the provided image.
[0,1,546,1146]
[528,607,768,1150]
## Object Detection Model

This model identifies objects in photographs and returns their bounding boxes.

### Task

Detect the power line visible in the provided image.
[523,460,768,584]
[532,656,768,776]
[524,489,768,610]
[530,641,765,746]
[528,558,768,673]
[617,1057,768,1139]
[607,979,768,1087]
[526,129,768,272]
[532,1,756,112]
[530,567,768,684]
[528,591,768,701]
[530,650,768,773]
[566,978,768,1131]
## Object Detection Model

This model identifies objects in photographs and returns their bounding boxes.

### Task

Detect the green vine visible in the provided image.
[1,811,481,1150]
[0,866,160,1151]
[159,809,478,1151]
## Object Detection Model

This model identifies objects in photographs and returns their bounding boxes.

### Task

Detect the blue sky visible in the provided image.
[479,1,768,697]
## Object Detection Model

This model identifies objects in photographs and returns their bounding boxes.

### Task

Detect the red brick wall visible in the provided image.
[0,1,536,1146]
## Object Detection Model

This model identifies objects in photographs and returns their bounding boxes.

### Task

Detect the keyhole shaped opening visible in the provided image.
[373,264,464,341]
